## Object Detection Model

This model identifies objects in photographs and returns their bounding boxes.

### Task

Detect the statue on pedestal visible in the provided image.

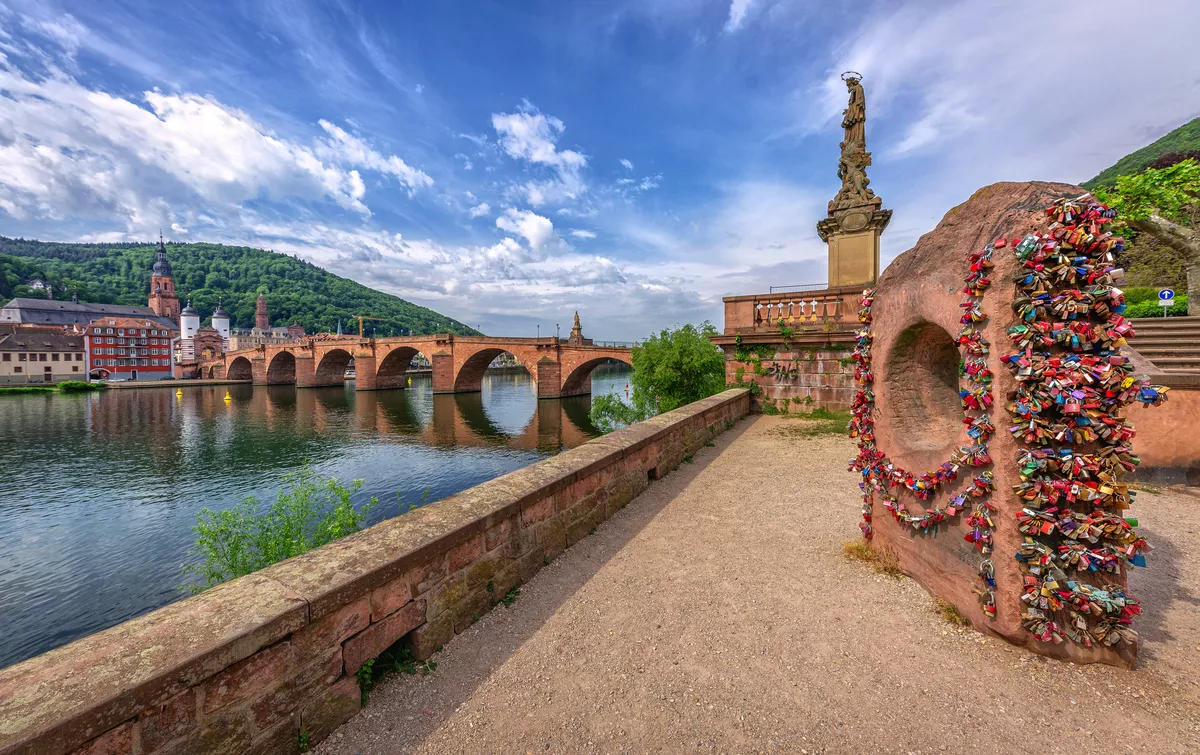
[829,72,879,215]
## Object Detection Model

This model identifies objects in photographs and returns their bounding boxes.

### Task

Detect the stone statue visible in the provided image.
[573,311,581,331]
[841,74,866,149]
[829,72,878,214]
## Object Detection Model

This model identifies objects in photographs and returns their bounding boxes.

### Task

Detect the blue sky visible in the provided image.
[1,0,1198,339]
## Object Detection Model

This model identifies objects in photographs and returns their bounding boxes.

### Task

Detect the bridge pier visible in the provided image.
[431,352,456,393]
[293,354,321,387]
[536,358,561,399]
[251,356,268,386]
[353,354,378,390]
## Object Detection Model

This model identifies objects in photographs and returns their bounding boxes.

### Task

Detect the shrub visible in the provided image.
[590,321,726,432]
[57,380,102,392]
[183,467,377,591]
[1125,295,1188,317]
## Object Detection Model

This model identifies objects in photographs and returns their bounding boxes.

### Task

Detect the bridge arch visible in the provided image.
[266,350,296,384]
[453,347,535,393]
[561,356,632,397]
[227,356,253,381]
[375,346,432,391]
[315,348,353,387]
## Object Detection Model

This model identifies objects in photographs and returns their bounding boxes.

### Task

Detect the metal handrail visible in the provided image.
[768,282,830,294]
[591,340,639,348]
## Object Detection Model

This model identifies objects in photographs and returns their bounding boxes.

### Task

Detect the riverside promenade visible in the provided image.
[318,416,1200,754]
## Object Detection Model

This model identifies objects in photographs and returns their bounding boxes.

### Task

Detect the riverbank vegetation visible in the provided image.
[589,321,726,432]
[0,380,104,395]
[183,467,378,592]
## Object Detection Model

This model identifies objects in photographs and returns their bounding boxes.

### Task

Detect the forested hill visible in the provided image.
[0,238,478,337]
[1082,116,1200,189]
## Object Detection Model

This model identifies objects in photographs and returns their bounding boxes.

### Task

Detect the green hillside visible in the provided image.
[1082,116,1200,189]
[0,238,478,337]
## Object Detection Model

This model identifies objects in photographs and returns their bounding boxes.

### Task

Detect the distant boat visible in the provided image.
[344,368,356,379]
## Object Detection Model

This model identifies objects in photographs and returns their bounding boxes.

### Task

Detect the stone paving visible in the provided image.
[317,415,1200,754]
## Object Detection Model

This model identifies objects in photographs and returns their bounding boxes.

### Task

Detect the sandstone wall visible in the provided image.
[0,389,750,755]
[721,341,856,411]
[864,182,1142,667]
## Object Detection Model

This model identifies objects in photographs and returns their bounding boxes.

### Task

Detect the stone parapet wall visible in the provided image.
[715,337,856,411]
[0,389,750,755]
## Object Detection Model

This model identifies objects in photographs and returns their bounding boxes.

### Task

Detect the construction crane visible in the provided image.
[354,315,386,337]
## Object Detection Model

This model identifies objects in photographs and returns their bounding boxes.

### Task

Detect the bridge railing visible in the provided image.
[591,340,640,348]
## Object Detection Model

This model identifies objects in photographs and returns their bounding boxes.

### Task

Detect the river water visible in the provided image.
[0,364,631,669]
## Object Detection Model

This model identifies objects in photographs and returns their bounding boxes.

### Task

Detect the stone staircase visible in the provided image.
[1131,316,1200,373]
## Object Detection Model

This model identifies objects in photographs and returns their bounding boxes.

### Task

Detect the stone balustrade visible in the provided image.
[0,389,750,755]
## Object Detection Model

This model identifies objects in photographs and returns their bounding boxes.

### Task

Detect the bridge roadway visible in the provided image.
[197,334,632,399]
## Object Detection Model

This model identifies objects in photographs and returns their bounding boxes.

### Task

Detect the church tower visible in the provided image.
[147,234,181,324]
[255,293,270,331]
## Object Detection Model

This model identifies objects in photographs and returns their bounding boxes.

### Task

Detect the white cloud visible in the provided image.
[724,0,756,32]
[496,207,555,252]
[315,120,433,194]
[0,56,432,234]
[414,83,424,94]
[569,229,596,239]
[491,101,588,207]
[620,158,633,171]
[468,202,491,218]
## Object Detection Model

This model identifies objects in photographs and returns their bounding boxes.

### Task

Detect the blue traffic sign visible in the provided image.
[1159,288,1176,301]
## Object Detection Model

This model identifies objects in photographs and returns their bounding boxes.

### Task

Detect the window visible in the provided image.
[18,354,26,362]
[1,353,8,362]
[38,354,47,362]
[105,328,113,334]
[75,354,83,362]
[93,327,101,334]
[72,366,79,372]
[52,353,59,362]
[118,359,126,366]
[117,329,124,336]
[44,365,51,372]
[117,338,125,345]
[106,337,114,344]
[141,359,149,366]
[14,366,21,374]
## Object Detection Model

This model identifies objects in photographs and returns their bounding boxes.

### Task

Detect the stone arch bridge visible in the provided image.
[197,334,633,399]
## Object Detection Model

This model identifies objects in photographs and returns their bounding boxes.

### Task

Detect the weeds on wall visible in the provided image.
[182,466,378,591]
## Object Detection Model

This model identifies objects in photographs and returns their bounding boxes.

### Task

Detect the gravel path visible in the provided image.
[317,415,1200,754]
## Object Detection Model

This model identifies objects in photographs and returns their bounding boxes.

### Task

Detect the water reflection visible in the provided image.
[0,365,628,668]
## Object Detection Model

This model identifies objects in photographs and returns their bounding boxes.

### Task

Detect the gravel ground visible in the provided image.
[317,415,1200,754]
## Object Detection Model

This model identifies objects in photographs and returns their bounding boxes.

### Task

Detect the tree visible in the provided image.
[1100,158,1200,313]
[590,321,726,432]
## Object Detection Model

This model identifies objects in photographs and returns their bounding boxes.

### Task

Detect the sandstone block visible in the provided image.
[291,597,369,661]
[342,600,426,675]
[298,678,359,746]
[68,721,135,755]
[139,689,195,753]
[201,640,293,715]
[369,574,412,622]
[484,518,511,551]
[409,611,452,661]
[448,534,484,573]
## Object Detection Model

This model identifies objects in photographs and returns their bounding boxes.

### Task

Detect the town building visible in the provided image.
[85,316,178,381]
[0,298,178,330]
[0,324,86,384]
